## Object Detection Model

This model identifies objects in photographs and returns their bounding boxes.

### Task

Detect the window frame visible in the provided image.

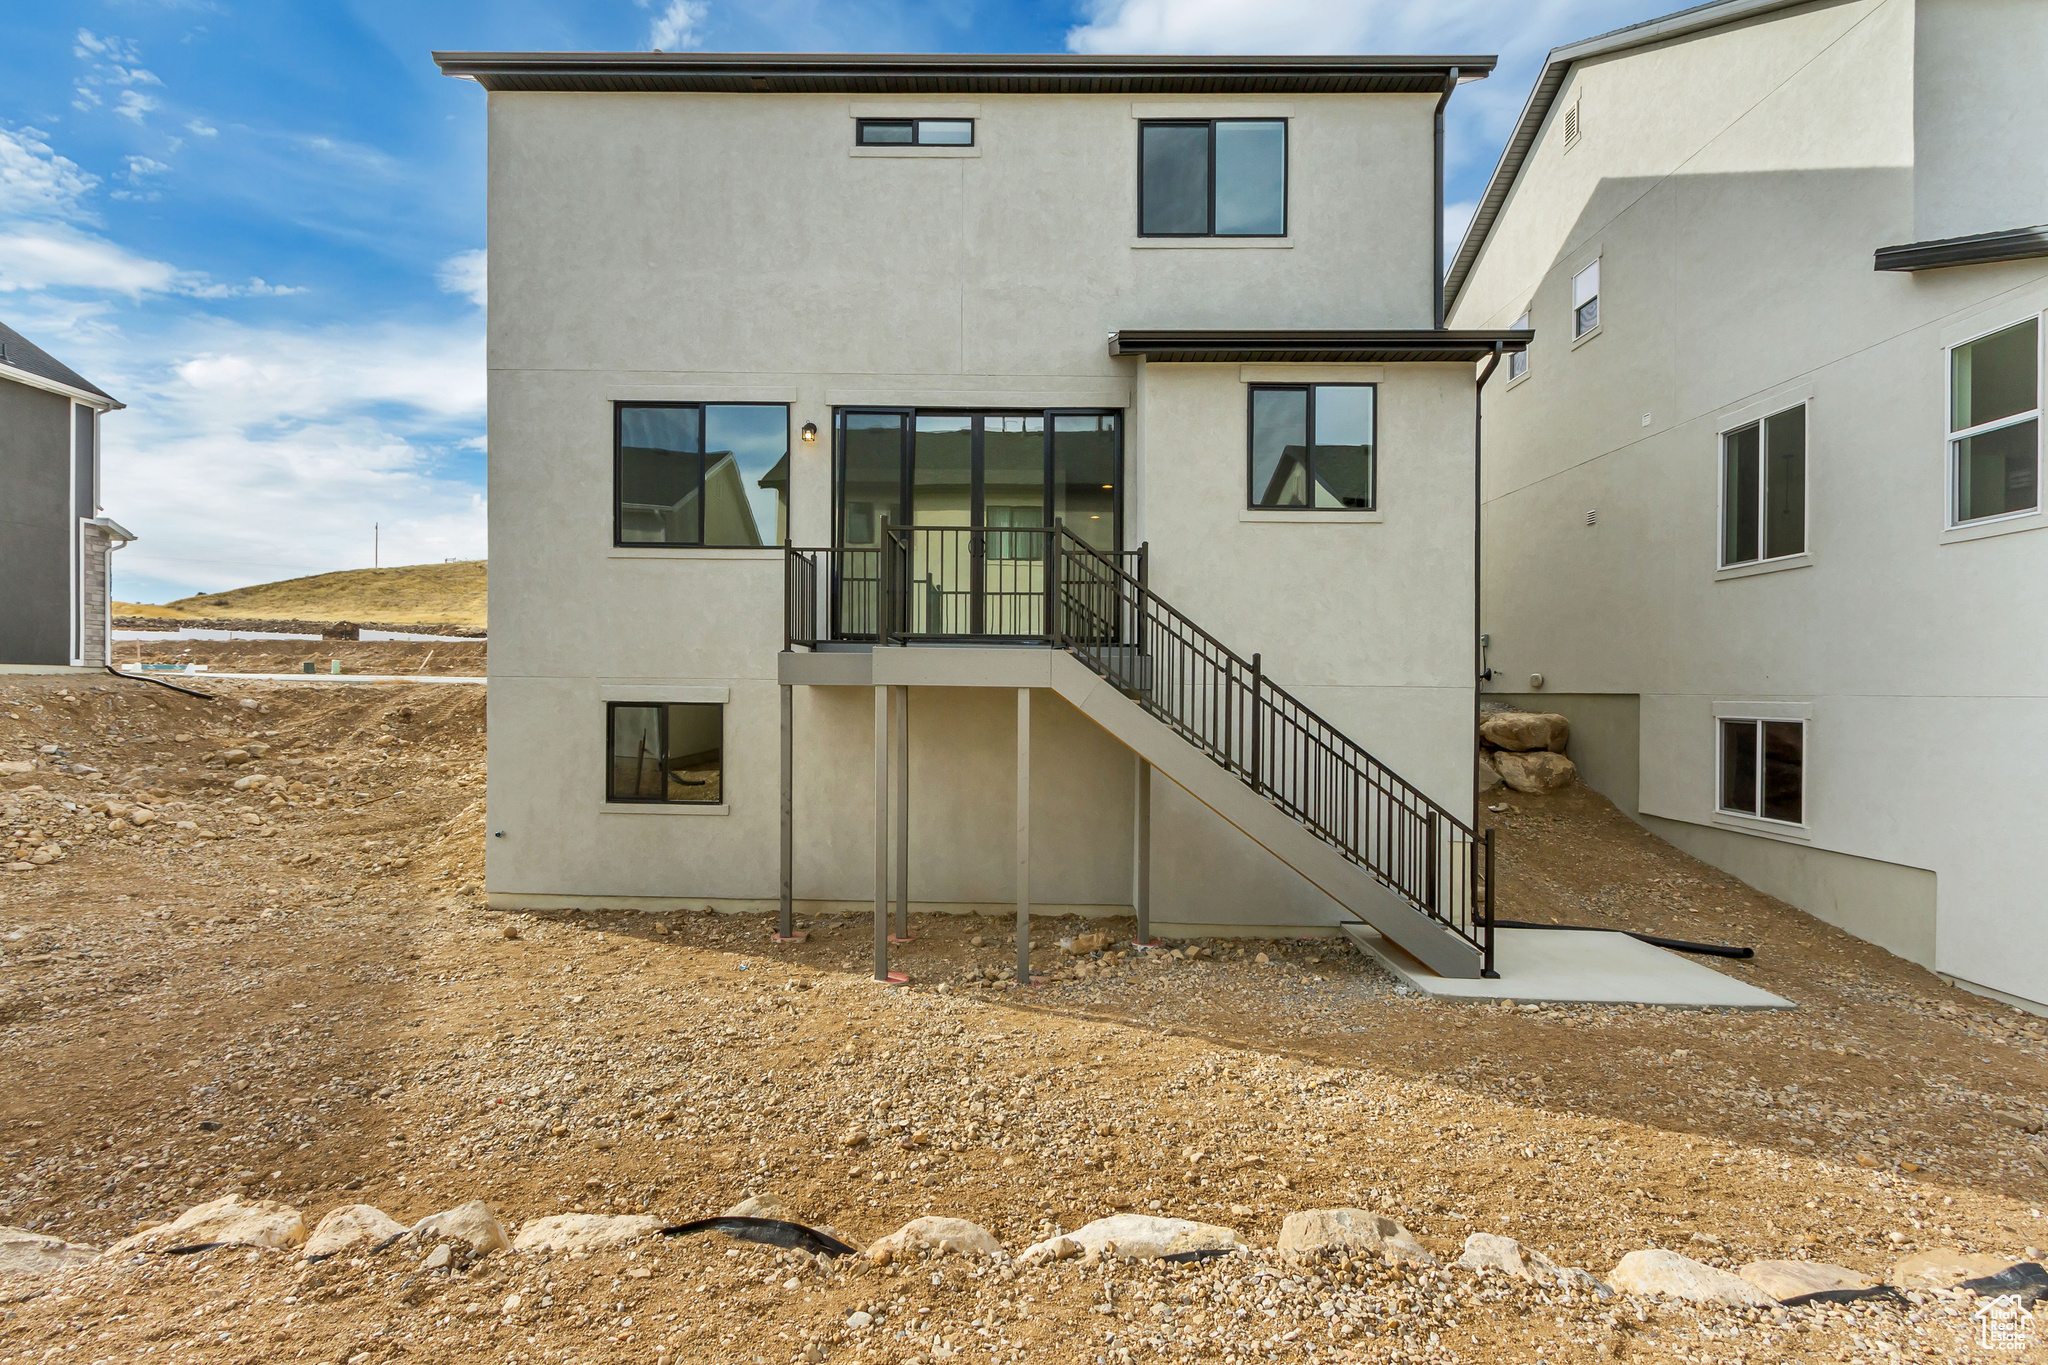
[1244,382,1378,512]
[1136,118,1289,240]
[605,701,724,806]
[1715,716,1805,827]
[1717,401,1808,568]
[855,118,975,148]
[1945,313,2042,529]
[613,400,791,549]
[1506,311,1531,382]
[1571,259,1600,340]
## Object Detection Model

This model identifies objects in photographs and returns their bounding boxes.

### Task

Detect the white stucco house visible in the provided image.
[436,50,1531,982]
[1446,0,2048,1011]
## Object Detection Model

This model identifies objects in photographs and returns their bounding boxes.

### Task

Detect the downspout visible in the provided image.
[1433,67,1460,330]
[1473,340,1504,828]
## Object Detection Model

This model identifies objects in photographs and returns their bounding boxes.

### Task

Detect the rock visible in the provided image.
[128,807,157,826]
[1020,1214,1243,1264]
[1066,932,1111,955]
[1890,1249,2012,1288]
[238,698,261,709]
[512,1213,665,1253]
[407,1200,511,1255]
[1738,1260,1875,1301]
[866,1217,1003,1260]
[0,761,34,776]
[0,1226,100,1274]
[1609,1249,1777,1306]
[1492,750,1577,794]
[221,750,252,766]
[108,1196,308,1254]
[723,1194,789,1219]
[1279,1209,1435,1266]
[304,1204,406,1259]
[846,1310,874,1329]
[1477,752,1503,791]
[231,775,266,791]
[422,1243,453,1270]
[1458,1232,1609,1294]
[1480,711,1570,753]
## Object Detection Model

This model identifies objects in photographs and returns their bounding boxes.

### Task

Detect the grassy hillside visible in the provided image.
[117,560,487,628]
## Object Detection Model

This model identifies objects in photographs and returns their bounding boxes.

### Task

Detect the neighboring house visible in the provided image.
[0,321,133,671]
[1446,0,2048,1010]
[436,51,1529,978]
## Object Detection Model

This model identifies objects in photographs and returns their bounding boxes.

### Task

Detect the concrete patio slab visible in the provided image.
[1343,924,1796,1010]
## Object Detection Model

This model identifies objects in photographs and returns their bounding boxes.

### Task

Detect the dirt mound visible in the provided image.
[118,559,486,628]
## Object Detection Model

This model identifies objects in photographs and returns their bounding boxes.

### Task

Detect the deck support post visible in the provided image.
[778,682,796,941]
[1015,687,1032,985]
[874,684,892,982]
[892,684,910,942]
[1134,756,1152,945]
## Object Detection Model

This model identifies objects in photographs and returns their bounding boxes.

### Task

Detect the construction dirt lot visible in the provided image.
[1,657,2044,1365]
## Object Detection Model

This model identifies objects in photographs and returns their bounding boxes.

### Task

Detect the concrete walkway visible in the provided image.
[1344,924,1796,1009]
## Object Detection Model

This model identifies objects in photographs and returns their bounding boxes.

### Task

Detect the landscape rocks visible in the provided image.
[0,1225,100,1274]
[1479,711,1570,754]
[866,1216,1003,1260]
[512,1213,664,1254]
[303,1204,406,1259]
[1891,1248,2013,1288]
[1738,1259,1876,1301]
[1492,749,1578,793]
[406,1199,511,1255]
[1023,1214,1243,1264]
[1609,1249,1779,1306]
[1457,1232,1608,1294]
[723,1194,789,1219]
[1477,752,1503,790]
[109,1196,308,1254]
[1278,1208,1435,1266]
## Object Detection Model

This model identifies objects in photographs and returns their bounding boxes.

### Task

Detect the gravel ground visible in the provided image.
[1,675,2044,1364]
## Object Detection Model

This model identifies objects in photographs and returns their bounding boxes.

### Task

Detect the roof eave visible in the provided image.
[0,364,122,411]
[1874,225,2048,273]
[1108,329,1532,364]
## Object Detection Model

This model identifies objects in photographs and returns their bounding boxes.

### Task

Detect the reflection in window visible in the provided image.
[1721,404,1805,566]
[1053,414,1119,554]
[615,403,789,547]
[1949,317,2039,524]
[1508,312,1530,381]
[1248,384,1376,510]
[857,119,974,146]
[1139,120,1286,237]
[607,702,723,804]
[1573,260,1600,338]
[838,412,906,547]
[1719,717,1802,825]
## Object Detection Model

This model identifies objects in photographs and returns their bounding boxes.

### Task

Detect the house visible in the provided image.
[435,51,1529,980]
[0,321,133,672]
[1446,0,2048,1011]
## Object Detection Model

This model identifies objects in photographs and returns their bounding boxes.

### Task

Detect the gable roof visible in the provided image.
[0,319,120,408]
[1443,0,1829,313]
[432,51,1494,96]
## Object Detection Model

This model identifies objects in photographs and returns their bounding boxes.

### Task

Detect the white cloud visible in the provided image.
[647,0,708,51]
[1444,199,1476,262]
[125,155,171,179]
[0,125,100,218]
[436,248,486,308]
[186,119,218,137]
[116,91,162,123]
[75,30,144,64]
[0,226,180,295]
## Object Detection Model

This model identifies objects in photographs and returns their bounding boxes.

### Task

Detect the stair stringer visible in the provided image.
[1047,650,1485,979]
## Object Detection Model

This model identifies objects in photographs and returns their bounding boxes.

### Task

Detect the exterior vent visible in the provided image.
[1563,97,1581,149]
[1585,508,1597,526]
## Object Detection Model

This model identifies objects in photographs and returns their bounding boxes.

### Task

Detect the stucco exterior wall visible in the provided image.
[1449,0,2048,1006]
[1912,0,2048,242]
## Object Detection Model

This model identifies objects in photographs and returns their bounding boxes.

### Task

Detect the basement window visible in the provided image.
[1718,717,1802,825]
[606,703,723,805]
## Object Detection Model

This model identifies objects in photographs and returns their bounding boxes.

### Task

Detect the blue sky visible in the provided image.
[2,0,1674,605]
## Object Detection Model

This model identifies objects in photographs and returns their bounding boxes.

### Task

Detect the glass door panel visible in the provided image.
[836,411,906,638]
[982,415,1046,635]
[912,415,975,634]
[1052,413,1119,554]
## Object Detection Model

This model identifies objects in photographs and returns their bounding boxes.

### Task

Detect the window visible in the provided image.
[1138,120,1286,237]
[1721,404,1806,565]
[1247,384,1375,510]
[1507,311,1530,381]
[1719,718,1802,824]
[856,118,974,147]
[1948,316,2040,525]
[1572,260,1600,338]
[615,403,789,548]
[607,702,723,804]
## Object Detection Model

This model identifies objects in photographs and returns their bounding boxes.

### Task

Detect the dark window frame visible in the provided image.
[1716,716,1804,825]
[1719,401,1807,567]
[612,400,790,549]
[1136,118,1289,239]
[1244,382,1378,511]
[605,701,724,806]
[856,118,976,147]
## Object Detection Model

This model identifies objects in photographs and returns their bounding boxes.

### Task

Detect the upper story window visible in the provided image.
[1139,120,1287,238]
[1949,315,2039,525]
[1719,717,1803,825]
[615,402,790,548]
[1572,260,1600,338]
[857,118,974,147]
[1507,311,1530,381]
[1721,403,1806,566]
[1247,384,1375,510]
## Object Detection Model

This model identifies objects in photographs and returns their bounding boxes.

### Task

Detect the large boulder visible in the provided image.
[866,1217,1003,1260]
[1890,1249,2012,1288]
[1609,1249,1777,1306]
[0,1226,99,1275]
[407,1200,511,1255]
[304,1204,406,1259]
[1480,712,1570,754]
[1477,752,1503,791]
[1278,1209,1434,1266]
[108,1196,307,1255]
[1493,750,1577,794]
[1738,1260,1875,1301]
[1458,1232,1609,1294]
[1019,1215,1242,1264]
[513,1214,665,1254]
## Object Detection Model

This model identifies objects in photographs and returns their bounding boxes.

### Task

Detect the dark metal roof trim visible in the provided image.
[1874,225,2048,273]
[0,319,120,407]
[1108,329,1531,364]
[431,51,1495,96]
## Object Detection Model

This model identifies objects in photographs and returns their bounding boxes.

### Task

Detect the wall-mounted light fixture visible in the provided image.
[800,422,819,444]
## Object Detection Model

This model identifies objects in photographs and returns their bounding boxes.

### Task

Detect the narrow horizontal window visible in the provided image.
[857,118,975,147]
[607,702,723,805]
[1139,120,1286,238]
[615,402,790,548]
[1248,383,1375,510]
[1948,316,2040,525]
[1721,403,1805,566]
[1718,717,1803,825]
[1572,260,1600,338]
[1507,311,1530,380]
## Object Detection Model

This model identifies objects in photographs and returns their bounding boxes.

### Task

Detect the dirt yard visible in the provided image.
[107,638,488,678]
[1,673,2043,1365]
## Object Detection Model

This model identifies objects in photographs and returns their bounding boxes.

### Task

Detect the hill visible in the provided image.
[117,560,487,628]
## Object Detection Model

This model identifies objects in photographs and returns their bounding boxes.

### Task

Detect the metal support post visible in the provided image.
[873,685,903,984]
[1015,687,1033,986]
[775,683,804,942]
[891,684,911,942]
[1134,756,1155,947]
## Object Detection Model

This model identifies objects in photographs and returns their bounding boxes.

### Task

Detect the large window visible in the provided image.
[1138,120,1286,238]
[1572,260,1600,338]
[857,119,973,146]
[1949,316,2040,525]
[607,702,723,804]
[1718,718,1802,825]
[1247,384,1375,510]
[1721,404,1806,565]
[615,402,789,548]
